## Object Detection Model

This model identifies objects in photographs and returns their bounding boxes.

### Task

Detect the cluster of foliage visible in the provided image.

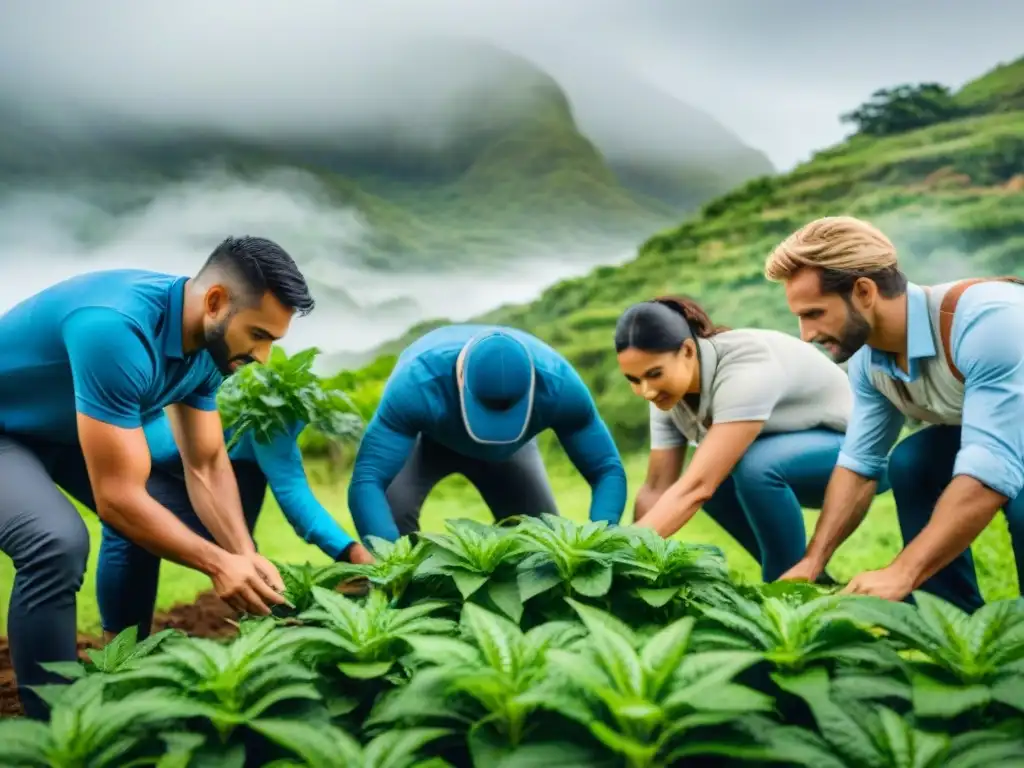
[840,83,965,138]
[216,347,366,452]
[4,515,1024,767]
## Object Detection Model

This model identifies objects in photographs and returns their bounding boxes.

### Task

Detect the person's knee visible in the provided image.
[887,437,930,499]
[731,450,781,492]
[17,518,90,594]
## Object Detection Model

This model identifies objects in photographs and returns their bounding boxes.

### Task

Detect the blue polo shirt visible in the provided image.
[838,280,1024,500]
[0,269,222,444]
[143,414,355,559]
[348,324,628,541]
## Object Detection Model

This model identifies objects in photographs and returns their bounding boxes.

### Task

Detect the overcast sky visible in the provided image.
[1,0,1022,171]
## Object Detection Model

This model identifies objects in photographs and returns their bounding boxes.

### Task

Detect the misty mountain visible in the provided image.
[0,37,770,272]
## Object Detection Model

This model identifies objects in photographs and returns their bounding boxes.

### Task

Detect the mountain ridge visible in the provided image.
[0,37,772,273]
[324,53,1024,452]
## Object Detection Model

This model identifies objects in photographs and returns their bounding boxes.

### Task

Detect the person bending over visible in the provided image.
[767,215,1024,613]
[0,236,312,718]
[347,324,628,541]
[96,407,374,640]
[616,295,890,582]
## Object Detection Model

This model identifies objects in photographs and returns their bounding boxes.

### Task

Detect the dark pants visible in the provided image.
[385,435,559,536]
[0,435,130,719]
[700,428,891,582]
[889,424,1024,613]
[96,458,268,640]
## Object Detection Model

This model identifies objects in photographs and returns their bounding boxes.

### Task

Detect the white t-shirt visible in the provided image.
[649,328,852,449]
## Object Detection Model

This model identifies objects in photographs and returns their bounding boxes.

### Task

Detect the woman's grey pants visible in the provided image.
[385,435,560,535]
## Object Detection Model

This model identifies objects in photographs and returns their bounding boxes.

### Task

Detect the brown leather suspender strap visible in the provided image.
[937,275,1024,383]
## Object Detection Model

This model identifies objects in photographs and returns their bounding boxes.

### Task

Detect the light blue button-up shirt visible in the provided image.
[837,280,1024,500]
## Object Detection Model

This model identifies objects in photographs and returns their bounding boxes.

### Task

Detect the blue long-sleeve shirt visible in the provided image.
[144,414,356,559]
[837,280,1024,500]
[347,324,628,542]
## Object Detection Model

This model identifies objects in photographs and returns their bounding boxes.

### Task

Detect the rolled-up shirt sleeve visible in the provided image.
[835,349,905,480]
[950,285,1024,500]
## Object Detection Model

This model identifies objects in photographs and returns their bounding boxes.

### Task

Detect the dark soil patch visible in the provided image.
[0,590,239,719]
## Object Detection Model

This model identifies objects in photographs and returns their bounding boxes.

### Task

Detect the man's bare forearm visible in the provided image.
[891,475,1004,588]
[98,487,227,576]
[183,454,256,556]
[804,467,878,567]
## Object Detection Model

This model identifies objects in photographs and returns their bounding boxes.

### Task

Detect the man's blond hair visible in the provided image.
[764,216,897,282]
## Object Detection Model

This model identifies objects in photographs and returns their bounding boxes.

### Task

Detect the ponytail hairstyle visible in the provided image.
[614,294,728,354]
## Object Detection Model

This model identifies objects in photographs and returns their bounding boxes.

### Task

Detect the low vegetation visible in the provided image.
[3,516,1023,767]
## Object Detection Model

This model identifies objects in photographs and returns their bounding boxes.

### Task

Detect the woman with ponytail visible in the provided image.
[614,295,889,582]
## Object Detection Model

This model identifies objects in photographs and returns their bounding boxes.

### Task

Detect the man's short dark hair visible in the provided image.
[198,236,315,316]
[819,265,908,300]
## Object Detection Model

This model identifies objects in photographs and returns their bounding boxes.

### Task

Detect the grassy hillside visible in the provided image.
[334,55,1024,452]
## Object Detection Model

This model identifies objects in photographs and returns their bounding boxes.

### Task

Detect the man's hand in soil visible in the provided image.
[212,552,289,615]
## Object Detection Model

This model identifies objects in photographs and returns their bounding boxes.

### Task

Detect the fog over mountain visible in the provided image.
[1,0,1021,361]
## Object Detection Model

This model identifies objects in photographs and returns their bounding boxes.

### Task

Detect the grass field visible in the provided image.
[0,452,1017,636]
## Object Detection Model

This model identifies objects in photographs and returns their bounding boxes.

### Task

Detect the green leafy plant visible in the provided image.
[366,602,588,764]
[290,586,457,725]
[512,515,637,621]
[534,598,778,768]
[40,625,182,682]
[763,666,1024,768]
[252,720,453,768]
[417,518,528,622]
[0,675,204,767]
[217,346,365,451]
[270,560,363,616]
[14,515,1024,766]
[337,535,433,604]
[613,527,733,617]
[844,592,1024,722]
[100,619,327,751]
[692,590,897,675]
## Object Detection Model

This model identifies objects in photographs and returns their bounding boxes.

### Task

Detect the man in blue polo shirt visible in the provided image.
[0,235,315,718]
[764,216,1024,613]
[347,324,627,542]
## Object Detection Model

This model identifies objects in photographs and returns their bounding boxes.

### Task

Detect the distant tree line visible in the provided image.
[841,83,965,137]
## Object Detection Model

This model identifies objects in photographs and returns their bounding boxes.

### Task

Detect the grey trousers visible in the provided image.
[0,434,184,720]
[0,435,98,719]
[385,435,560,536]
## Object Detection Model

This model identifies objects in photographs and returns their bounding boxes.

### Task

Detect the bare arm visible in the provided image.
[781,350,904,581]
[78,412,229,574]
[634,421,765,537]
[633,447,685,522]
[800,466,879,572]
[166,402,255,556]
[890,476,1004,589]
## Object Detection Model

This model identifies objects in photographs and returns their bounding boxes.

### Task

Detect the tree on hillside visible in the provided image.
[841,83,964,137]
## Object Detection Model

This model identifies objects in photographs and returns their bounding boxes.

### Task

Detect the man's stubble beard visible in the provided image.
[831,303,872,364]
[204,318,255,377]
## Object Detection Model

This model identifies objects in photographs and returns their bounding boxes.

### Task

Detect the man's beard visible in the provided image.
[821,305,872,364]
[205,321,255,377]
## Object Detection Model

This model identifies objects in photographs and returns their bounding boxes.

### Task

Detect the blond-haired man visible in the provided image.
[763,215,1024,612]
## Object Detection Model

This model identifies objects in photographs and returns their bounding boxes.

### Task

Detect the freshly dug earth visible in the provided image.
[0,590,238,718]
